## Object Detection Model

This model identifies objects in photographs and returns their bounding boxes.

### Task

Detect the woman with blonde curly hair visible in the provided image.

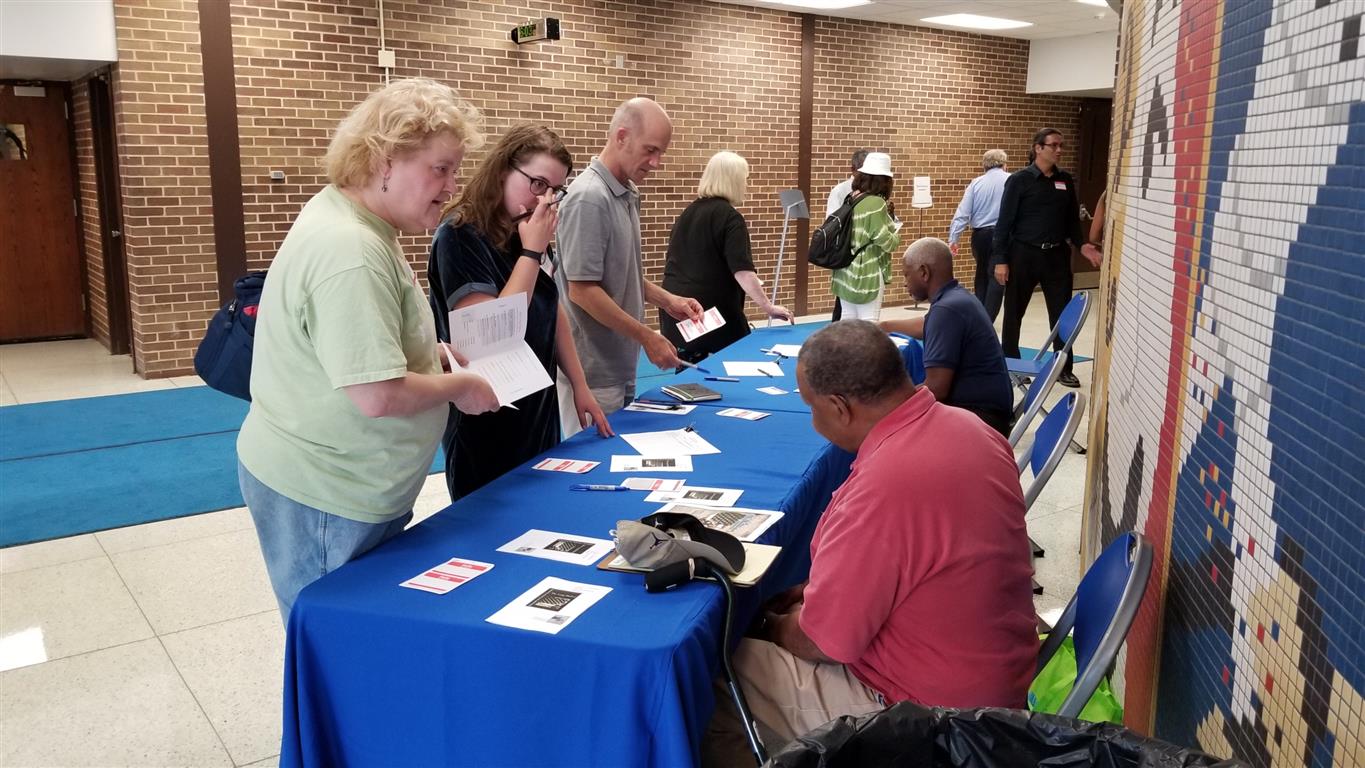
[237,78,499,619]
[428,124,613,501]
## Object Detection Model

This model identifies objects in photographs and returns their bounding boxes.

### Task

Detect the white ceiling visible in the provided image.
[712,0,1120,40]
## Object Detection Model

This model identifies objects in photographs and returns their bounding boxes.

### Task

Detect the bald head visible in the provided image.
[902,237,954,301]
[608,97,670,139]
[603,97,673,185]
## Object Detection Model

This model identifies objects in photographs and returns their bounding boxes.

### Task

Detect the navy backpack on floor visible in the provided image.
[194,271,266,401]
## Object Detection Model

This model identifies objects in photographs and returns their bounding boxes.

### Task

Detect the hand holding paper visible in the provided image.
[446,294,553,408]
[677,307,727,343]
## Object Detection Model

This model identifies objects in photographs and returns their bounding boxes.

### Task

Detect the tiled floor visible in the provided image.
[0,296,1092,767]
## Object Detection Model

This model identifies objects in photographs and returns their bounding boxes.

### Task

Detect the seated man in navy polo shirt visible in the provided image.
[882,237,1014,437]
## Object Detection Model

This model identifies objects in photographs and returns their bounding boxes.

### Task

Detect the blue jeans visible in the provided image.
[238,461,412,621]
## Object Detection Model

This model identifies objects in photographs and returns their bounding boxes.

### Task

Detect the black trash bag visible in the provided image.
[764,702,1246,768]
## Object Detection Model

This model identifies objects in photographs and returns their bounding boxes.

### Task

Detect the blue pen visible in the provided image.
[570,484,630,492]
[676,359,712,374]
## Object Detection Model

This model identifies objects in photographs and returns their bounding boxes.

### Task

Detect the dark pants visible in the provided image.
[970,227,1003,321]
[1001,243,1074,376]
[959,404,1013,439]
[831,298,842,322]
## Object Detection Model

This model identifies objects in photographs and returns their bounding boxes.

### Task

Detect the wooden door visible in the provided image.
[1073,98,1112,276]
[0,82,85,341]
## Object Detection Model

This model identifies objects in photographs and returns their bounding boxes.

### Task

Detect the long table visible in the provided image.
[281,327,834,768]
[638,322,816,415]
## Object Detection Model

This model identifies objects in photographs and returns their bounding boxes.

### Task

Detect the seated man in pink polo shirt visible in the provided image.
[710,320,1038,754]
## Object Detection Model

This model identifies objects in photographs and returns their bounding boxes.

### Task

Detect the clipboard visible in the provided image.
[597,542,782,588]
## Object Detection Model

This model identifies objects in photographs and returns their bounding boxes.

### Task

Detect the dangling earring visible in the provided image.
[382,177,390,193]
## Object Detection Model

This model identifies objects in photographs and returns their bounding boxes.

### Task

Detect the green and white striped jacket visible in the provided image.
[831,194,900,304]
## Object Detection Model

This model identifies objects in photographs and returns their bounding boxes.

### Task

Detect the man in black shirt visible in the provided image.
[991,128,1085,388]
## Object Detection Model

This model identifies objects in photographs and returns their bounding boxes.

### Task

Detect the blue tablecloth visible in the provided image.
[638,323,821,415]
[282,402,831,768]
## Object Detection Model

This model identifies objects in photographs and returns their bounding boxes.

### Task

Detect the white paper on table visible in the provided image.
[532,457,600,474]
[620,428,720,457]
[676,307,726,342]
[610,455,694,473]
[756,386,789,396]
[716,407,771,421]
[486,577,612,635]
[889,336,910,348]
[763,344,803,358]
[723,361,784,377]
[400,557,494,595]
[446,293,553,408]
[620,477,685,491]
[497,529,615,566]
[656,502,784,542]
[623,401,698,415]
[644,486,744,507]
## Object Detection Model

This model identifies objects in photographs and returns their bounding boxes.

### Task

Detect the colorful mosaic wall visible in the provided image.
[1084,0,1364,764]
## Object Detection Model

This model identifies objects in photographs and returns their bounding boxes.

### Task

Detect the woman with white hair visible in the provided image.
[237,78,499,619]
[659,151,793,361]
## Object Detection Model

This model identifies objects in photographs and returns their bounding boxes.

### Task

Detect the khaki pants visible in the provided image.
[704,639,884,765]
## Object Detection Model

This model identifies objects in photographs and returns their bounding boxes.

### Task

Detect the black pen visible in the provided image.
[705,376,740,382]
[631,398,682,410]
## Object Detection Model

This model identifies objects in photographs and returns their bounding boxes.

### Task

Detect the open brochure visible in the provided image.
[654,502,784,542]
[446,293,553,408]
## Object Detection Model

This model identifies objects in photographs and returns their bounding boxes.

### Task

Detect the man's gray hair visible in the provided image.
[851,148,870,171]
[904,236,953,272]
[982,149,1007,169]
[801,321,908,403]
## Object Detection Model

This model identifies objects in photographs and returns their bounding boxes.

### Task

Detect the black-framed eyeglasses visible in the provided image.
[1043,142,1064,149]
[513,165,568,197]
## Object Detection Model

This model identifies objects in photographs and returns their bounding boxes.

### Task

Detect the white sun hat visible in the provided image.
[857,152,894,178]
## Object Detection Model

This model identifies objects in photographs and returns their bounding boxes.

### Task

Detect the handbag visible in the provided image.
[193,271,267,401]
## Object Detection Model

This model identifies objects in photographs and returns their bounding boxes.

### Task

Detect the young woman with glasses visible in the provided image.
[428,124,613,501]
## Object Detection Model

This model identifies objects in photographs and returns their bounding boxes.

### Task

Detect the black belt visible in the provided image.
[1022,240,1064,250]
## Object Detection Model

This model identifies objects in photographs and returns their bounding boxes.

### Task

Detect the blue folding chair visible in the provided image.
[1019,391,1086,510]
[1009,351,1068,448]
[1006,290,1091,383]
[1037,531,1153,719]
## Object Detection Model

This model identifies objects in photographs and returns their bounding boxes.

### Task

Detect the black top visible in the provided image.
[659,197,756,359]
[991,164,1084,266]
[922,279,1013,414]
[428,221,560,501]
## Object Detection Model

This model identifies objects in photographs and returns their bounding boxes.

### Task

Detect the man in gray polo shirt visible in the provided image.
[556,97,702,412]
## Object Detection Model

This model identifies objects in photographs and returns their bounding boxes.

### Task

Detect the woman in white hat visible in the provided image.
[831,151,901,321]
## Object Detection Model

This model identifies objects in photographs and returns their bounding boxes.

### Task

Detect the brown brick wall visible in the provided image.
[808,21,1083,315]
[111,0,217,376]
[107,0,1089,375]
[71,73,110,349]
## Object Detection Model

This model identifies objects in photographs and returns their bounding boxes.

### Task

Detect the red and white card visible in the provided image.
[401,557,494,595]
[532,457,600,473]
[677,307,726,342]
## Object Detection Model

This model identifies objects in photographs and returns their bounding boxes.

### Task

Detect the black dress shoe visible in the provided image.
[1057,371,1081,388]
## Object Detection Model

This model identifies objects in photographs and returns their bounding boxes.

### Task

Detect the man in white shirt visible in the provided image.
[825,148,870,217]
[947,149,1009,320]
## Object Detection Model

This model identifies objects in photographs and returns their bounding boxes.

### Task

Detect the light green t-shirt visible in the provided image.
[237,185,444,523]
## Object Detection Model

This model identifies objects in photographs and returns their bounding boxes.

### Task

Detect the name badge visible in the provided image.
[1054,181,1067,191]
